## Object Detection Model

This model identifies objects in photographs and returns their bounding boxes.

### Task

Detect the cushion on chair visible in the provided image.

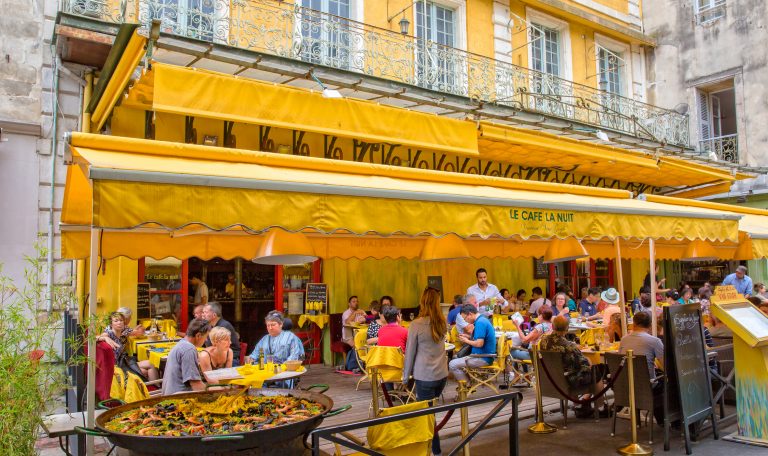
[367,400,434,455]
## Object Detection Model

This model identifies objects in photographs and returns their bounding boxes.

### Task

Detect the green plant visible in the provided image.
[0,248,77,456]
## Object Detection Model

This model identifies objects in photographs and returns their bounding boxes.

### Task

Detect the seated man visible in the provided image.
[249,311,305,365]
[619,311,664,424]
[161,318,211,395]
[377,305,409,352]
[447,294,464,325]
[455,294,477,335]
[448,305,496,382]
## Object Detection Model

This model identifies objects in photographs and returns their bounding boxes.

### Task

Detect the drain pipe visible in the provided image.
[47,55,61,313]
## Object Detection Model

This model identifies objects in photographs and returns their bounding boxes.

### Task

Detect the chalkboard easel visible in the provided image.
[305,283,328,314]
[427,276,444,302]
[662,304,719,454]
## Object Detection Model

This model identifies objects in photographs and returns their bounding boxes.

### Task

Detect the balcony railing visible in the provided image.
[699,134,738,163]
[62,0,690,147]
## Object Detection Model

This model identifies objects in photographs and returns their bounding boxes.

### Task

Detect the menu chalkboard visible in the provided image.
[663,304,718,453]
[305,283,328,314]
[137,283,151,319]
[533,257,548,279]
[427,276,444,302]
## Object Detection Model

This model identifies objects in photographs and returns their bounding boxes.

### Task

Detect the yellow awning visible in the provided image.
[123,62,478,157]
[62,133,740,251]
[640,194,768,259]
[90,30,147,132]
[478,122,751,192]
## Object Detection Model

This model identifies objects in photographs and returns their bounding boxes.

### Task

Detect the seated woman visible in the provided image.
[249,311,305,365]
[198,326,233,373]
[98,312,159,381]
[366,300,387,345]
[510,308,554,362]
[553,292,571,321]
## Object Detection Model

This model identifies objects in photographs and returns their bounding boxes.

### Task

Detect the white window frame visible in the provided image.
[695,0,726,25]
[294,0,364,71]
[141,0,229,44]
[525,8,572,81]
[593,33,631,97]
[412,0,468,94]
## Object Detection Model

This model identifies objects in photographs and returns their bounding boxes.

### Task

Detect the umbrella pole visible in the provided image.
[649,239,657,337]
[86,227,100,455]
[615,239,628,338]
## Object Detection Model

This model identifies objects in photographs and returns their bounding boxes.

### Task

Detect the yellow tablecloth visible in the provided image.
[223,364,306,388]
[298,314,330,329]
[136,341,201,369]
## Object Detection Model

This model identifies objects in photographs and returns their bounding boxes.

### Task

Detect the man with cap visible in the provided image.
[587,288,622,328]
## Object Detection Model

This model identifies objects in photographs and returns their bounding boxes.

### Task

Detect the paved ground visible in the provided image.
[36,365,766,455]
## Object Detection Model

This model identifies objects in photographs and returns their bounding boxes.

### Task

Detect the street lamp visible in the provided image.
[399,16,410,35]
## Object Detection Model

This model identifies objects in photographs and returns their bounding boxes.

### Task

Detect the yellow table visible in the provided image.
[137,341,201,369]
[222,364,307,388]
[299,314,329,329]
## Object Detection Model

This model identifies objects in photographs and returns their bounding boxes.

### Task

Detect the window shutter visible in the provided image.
[697,90,712,141]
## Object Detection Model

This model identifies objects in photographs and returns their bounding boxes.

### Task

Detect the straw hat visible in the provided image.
[601,288,620,305]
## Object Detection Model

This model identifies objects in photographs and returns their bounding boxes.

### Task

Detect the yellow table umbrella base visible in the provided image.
[528,422,557,434]
[617,443,653,455]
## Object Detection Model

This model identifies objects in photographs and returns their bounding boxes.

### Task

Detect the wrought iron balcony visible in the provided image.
[699,134,739,163]
[62,0,690,147]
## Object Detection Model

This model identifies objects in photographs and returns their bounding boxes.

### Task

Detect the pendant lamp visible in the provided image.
[543,237,589,264]
[420,234,471,261]
[680,239,718,262]
[253,230,318,265]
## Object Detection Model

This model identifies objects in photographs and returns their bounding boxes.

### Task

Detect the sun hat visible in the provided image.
[600,288,620,305]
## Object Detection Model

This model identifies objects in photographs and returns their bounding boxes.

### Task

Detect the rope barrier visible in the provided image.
[435,409,455,432]
[537,352,626,405]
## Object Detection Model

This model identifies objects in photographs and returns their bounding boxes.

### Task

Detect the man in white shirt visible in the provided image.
[190,274,209,305]
[341,295,365,348]
[466,268,505,315]
[528,286,551,317]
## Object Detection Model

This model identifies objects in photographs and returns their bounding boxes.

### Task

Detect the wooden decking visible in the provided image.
[301,366,561,455]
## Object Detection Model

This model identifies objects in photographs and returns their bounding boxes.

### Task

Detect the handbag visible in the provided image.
[455,344,472,359]
[117,352,147,381]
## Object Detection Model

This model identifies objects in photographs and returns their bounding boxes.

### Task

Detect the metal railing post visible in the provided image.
[370,367,379,417]
[617,350,653,455]
[528,343,556,434]
[458,380,470,456]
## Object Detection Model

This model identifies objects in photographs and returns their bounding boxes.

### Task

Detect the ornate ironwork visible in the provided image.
[61,0,690,147]
[700,134,738,163]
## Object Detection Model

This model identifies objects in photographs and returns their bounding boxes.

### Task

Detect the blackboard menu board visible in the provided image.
[305,283,328,314]
[427,276,444,302]
[137,283,151,319]
[663,303,717,452]
[533,257,548,279]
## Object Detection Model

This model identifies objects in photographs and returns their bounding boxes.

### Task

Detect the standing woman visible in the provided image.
[403,288,448,456]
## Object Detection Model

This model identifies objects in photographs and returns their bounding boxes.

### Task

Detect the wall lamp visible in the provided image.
[387,1,417,35]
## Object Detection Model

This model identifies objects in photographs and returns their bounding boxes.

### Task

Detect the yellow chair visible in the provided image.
[449,325,463,350]
[579,326,606,346]
[110,367,160,403]
[338,400,434,456]
[463,334,509,395]
[354,328,371,390]
[366,346,415,412]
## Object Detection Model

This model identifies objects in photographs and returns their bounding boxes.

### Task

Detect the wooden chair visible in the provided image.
[709,336,735,417]
[330,313,350,367]
[605,352,659,444]
[538,350,601,428]
[354,329,371,390]
[463,334,508,395]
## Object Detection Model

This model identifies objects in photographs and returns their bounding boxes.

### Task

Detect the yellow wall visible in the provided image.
[96,257,139,317]
[324,257,546,313]
[467,0,495,59]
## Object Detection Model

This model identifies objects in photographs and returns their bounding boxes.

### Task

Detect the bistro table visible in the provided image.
[136,340,201,369]
[212,364,307,388]
[579,343,620,365]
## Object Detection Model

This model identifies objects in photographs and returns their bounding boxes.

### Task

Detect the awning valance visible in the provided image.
[123,62,478,157]
[62,133,740,255]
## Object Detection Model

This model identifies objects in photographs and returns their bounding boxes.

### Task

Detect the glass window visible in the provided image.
[298,0,352,68]
[144,257,183,318]
[598,47,622,95]
[415,1,458,91]
[530,24,560,76]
